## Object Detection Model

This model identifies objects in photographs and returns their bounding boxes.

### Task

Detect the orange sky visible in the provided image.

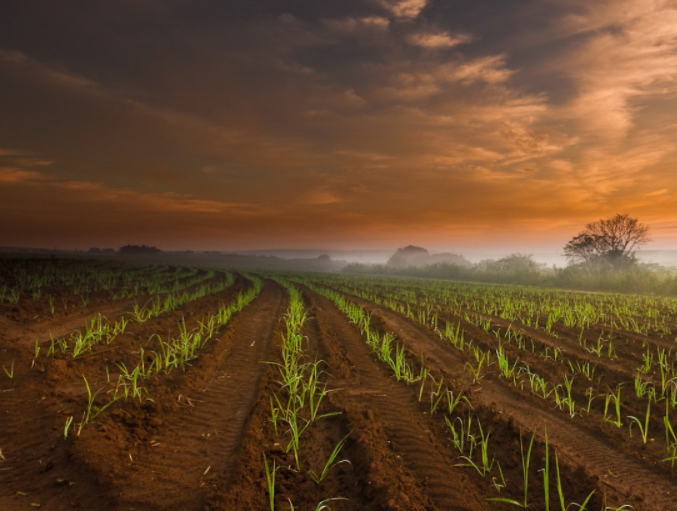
[1,0,676,253]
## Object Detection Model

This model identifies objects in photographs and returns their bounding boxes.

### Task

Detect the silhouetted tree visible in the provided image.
[119,244,161,254]
[564,214,650,269]
[495,253,543,275]
[387,245,429,267]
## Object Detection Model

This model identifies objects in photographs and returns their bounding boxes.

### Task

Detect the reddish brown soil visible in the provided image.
[3,266,677,510]
[222,285,497,511]
[330,288,677,511]
[0,272,266,510]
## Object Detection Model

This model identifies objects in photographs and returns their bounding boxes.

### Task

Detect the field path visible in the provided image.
[342,291,677,511]
[107,280,284,510]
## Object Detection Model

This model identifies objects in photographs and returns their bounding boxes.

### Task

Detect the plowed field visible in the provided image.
[1,260,676,510]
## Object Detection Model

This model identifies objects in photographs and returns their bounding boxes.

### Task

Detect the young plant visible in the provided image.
[64,416,74,438]
[82,375,118,424]
[446,388,472,415]
[465,350,489,383]
[314,498,348,510]
[555,451,595,511]
[263,453,277,511]
[542,427,550,511]
[3,360,14,379]
[308,434,351,484]
[458,417,495,477]
[562,375,576,418]
[663,411,677,466]
[488,431,536,508]
[446,415,467,454]
[627,400,651,445]
[604,386,623,428]
[429,377,446,414]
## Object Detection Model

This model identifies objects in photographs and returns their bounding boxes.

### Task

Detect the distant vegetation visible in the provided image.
[564,213,650,269]
[344,255,677,295]
[344,215,677,295]
[119,244,162,254]
[387,245,471,268]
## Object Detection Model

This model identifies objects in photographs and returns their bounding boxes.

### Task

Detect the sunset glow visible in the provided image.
[2,0,677,253]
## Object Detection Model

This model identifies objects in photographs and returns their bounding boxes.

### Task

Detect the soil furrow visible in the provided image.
[303,286,493,511]
[104,281,284,510]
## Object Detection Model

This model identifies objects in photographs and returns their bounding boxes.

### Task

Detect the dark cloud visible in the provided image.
[1,0,676,250]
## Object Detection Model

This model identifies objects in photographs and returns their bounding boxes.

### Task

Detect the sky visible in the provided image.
[1,0,677,254]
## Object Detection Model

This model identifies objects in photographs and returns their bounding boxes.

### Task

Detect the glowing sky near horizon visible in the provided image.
[1,0,677,253]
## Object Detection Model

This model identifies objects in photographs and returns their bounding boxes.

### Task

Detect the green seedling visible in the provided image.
[446,415,467,454]
[263,453,277,511]
[555,451,595,511]
[64,416,74,438]
[287,498,349,511]
[446,388,472,415]
[308,434,351,484]
[465,351,489,383]
[562,375,576,418]
[3,360,14,378]
[429,377,445,414]
[662,411,677,466]
[542,427,550,511]
[585,388,595,414]
[627,400,651,445]
[314,498,348,510]
[82,375,118,424]
[270,396,281,436]
[604,386,623,427]
[457,417,495,477]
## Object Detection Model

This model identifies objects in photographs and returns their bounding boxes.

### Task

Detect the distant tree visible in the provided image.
[564,214,650,269]
[317,254,331,261]
[495,253,543,275]
[387,245,429,267]
[119,244,161,254]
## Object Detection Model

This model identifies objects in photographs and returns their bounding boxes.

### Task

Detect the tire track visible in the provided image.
[0,356,114,510]
[107,281,284,510]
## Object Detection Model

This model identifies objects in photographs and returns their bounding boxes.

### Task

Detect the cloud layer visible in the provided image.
[1,0,676,251]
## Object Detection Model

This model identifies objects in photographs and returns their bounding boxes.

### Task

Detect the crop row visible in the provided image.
[312,275,677,472]
[41,273,235,358]
[0,256,219,307]
[64,275,262,437]
[262,278,348,510]
[297,277,631,510]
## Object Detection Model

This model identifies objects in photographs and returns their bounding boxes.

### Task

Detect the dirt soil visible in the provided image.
[2,269,677,510]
